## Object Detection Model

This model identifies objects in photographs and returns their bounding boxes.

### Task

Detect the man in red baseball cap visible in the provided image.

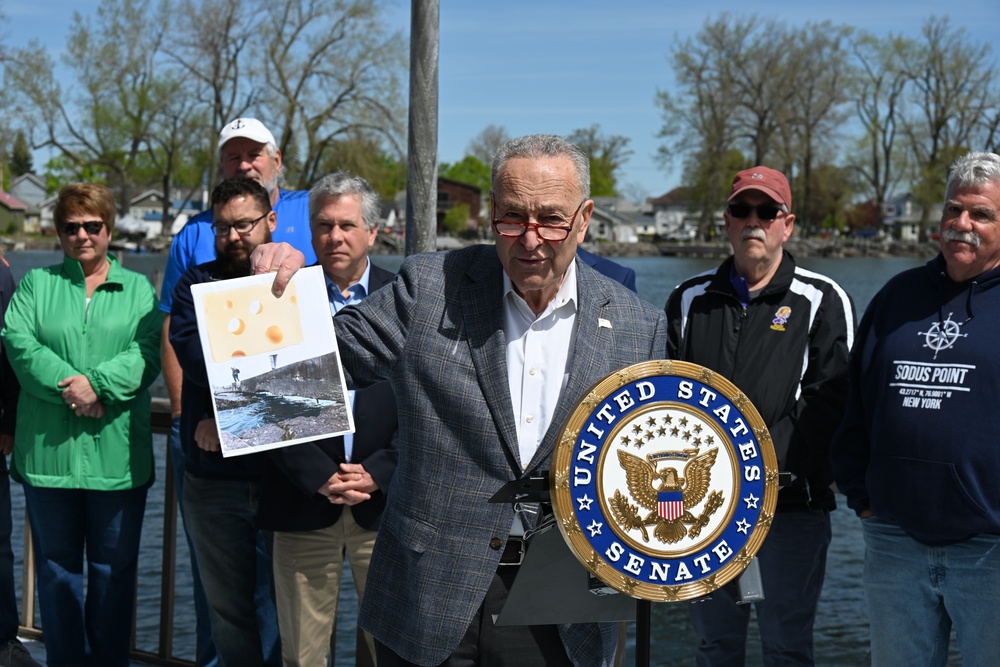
[665,166,856,666]
[724,166,794,291]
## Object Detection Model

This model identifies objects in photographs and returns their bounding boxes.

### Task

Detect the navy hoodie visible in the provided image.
[832,254,1000,544]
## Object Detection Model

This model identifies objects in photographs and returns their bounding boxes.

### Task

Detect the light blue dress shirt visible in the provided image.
[326,259,372,460]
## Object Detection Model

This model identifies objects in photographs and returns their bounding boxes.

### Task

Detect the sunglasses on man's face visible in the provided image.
[726,202,786,221]
[59,221,105,236]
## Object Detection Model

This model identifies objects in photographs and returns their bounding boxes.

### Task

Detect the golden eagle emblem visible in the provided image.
[610,448,724,544]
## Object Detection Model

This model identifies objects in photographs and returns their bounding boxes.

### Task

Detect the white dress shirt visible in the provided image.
[503,261,579,470]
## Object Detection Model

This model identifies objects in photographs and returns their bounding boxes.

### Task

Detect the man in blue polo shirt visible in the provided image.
[160,118,313,667]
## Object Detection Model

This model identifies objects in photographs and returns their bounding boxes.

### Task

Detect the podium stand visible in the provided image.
[493,521,636,626]
[490,477,643,663]
[490,472,796,666]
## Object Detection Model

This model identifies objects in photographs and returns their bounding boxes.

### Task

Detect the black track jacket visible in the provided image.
[665,252,856,511]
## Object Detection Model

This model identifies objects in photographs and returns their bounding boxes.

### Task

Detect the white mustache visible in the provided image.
[942,228,981,247]
[740,227,767,241]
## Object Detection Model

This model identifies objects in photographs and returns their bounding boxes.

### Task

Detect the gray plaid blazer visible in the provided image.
[336,244,667,666]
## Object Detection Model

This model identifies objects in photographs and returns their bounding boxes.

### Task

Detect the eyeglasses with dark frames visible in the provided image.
[491,200,585,242]
[211,212,269,237]
[726,202,787,221]
[59,221,105,236]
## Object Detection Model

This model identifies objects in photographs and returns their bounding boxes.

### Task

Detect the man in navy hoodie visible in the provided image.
[832,151,1000,665]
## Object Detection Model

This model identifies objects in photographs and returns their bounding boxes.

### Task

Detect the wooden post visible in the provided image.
[405,0,439,256]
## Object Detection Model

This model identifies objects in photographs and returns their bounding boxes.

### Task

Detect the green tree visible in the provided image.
[439,155,491,194]
[805,164,856,233]
[566,124,632,197]
[10,131,33,176]
[441,202,470,237]
[318,131,407,199]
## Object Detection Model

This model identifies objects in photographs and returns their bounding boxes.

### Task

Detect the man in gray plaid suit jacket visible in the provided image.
[254,135,667,666]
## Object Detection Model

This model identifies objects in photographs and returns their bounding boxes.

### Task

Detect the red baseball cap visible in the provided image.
[728,166,792,211]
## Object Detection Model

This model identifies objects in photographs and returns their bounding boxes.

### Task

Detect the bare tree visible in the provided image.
[143,89,212,234]
[901,16,997,234]
[5,0,174,213]
[466,124,511,165]
[783,22,854,232]
[981,103,1000,155]
[165,0,259,188]
[724,17,794,167]
[260,0,407,188]
[656,16,745,239]
[848,32,912,226]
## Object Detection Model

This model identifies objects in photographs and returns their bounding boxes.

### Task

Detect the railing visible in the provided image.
[17,397,195,667]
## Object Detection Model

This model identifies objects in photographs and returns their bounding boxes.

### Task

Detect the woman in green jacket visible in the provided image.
[0,183,162,667]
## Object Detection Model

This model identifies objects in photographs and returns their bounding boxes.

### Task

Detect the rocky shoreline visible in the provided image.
[4,234,940,260]
[584,237,940,260]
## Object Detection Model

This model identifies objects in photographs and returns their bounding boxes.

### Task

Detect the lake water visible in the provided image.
[4,249,958,666]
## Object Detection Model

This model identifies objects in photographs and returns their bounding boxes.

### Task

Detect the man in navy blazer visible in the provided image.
[252,135,667,666]
[257,172,397,667]
[576,247,636,292]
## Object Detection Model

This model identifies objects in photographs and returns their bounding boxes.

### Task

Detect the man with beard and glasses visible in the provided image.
[160,118,305,667]
[664,166,855,666]
[832,152,1000,665]
[169,176,280,667]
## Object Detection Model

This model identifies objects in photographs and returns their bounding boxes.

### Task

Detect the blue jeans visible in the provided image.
[689,509,832,667]
[182,472,280,667]
[22,483,148,667]
[169,417,219,667]
[0,457,19,643]
[863,516,1000,666]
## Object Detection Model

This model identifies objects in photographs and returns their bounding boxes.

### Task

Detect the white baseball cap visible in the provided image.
[218,118,276,150]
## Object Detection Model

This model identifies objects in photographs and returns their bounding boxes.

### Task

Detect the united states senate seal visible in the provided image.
[550,360,778,601]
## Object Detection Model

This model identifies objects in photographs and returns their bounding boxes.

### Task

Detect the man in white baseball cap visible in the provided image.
[217,117,276,149]
[157,117,315,667]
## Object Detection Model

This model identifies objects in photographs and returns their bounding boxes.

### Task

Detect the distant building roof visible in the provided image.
[0,191,28,211]
[130,189,165,206]
[11,173,46,193]
[591,196,643,214]
[648,187,694,206]
[438,177,481,195]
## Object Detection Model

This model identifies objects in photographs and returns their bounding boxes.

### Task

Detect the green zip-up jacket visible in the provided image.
[1,255,162,490]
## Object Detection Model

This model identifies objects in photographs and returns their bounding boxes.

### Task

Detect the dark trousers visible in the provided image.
[168,417,218,667]
[375,566,573,667]
[689,509,832,667]
[182,472,281,667]
[23,483,148,667]
[0,457,19,643]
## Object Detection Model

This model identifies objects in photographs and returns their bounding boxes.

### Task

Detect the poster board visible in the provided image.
[189,266,354,457]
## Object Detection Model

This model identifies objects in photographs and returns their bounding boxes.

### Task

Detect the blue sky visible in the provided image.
[6,0,999,199]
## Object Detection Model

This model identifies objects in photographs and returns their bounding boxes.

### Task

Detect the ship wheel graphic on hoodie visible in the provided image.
[919,313,968,359]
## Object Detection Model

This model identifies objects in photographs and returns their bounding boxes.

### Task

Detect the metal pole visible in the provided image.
[405,0,439,256]
[635,600,651,667]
